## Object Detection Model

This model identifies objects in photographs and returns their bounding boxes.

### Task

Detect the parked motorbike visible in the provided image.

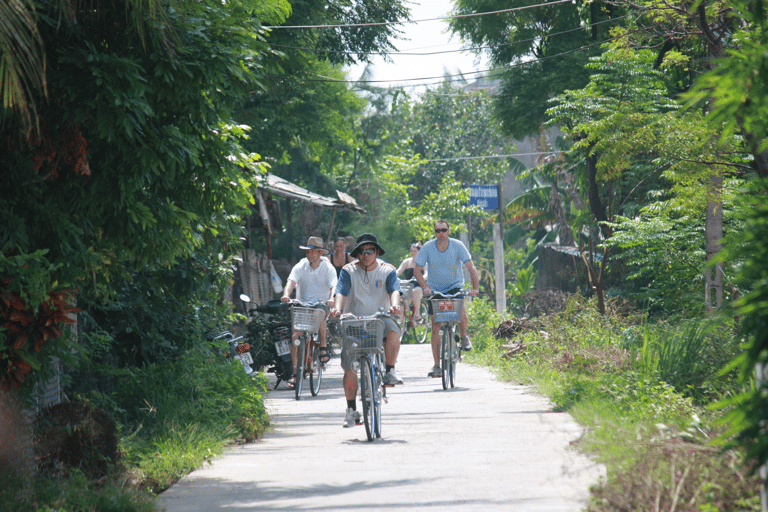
[239,295,294,389]
[207,331,255,376]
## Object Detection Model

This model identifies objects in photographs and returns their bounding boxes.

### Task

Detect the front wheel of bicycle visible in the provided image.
[441,326,452,390]
[373,356,383,438]
[309,339,322,396]
[295,336,305,400]
[360,355,376,442]
[450,329,459,388]
[411,301,429,344]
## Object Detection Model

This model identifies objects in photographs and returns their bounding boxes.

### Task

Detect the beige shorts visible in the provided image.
[340,316,400,372]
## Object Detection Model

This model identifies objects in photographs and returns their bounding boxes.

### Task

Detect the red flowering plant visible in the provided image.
[1,249,80,394]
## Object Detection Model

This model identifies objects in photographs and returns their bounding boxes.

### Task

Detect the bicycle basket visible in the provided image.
[291,306,324,334]
[341,318,384,356]
[271,325,291,356]
[399,280,414,301]
[430,298,464,323]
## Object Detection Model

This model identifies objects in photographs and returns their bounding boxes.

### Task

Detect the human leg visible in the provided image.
[412,288,423,322]
[318,319,330,363]
[382,318,403,385]
[459,308,472,351]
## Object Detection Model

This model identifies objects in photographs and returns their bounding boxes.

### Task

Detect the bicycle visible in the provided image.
[290,302,327,400]
[429,291,466,390]
[398,278,429,344]
[336,312,388,441]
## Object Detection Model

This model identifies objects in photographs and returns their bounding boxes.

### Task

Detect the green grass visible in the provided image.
[2,342,271,511]
[465,295,762,511]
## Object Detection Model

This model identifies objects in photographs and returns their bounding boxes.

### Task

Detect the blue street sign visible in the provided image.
[467,184,500,210]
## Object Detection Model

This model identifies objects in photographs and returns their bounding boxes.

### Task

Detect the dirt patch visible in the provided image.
[35,401,120,478]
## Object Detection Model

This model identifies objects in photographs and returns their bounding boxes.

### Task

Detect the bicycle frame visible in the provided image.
[398,278,428,344]
[430,292,465,390]
[291,303,327,400]
[338,314,388,441]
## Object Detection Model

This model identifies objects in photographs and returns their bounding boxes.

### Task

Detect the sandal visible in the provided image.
[318,347,331,365]
[286,377,296,389]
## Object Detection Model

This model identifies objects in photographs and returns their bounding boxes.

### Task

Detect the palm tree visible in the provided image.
[0,0,46,137]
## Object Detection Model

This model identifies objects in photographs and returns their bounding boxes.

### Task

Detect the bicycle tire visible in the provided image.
[295,336,305,400]
[450,329,459,388]
[360,355,375,441]
[374,355,383,438]
[441,326,451,390]
[411,301,429,344]
[309,338,322,397]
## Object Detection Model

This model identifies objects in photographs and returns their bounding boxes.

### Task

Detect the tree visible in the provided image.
[1,0,289,392]
[448,0,619,139]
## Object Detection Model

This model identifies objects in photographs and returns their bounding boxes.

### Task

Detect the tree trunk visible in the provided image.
[705,171,724,313]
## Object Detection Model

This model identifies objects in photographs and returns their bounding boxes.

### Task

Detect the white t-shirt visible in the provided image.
[287,258,337,303]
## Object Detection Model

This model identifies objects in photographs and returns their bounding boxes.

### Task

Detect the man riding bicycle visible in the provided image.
[329,233,402,428]
[413,220,479,378]
[281,236,337,389]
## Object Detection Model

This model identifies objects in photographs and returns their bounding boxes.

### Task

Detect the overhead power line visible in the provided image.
[269,15,629,57]
[267,0,574,30]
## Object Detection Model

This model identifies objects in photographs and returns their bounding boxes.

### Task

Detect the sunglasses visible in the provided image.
[434,228,448,233]
[359,248,376,256]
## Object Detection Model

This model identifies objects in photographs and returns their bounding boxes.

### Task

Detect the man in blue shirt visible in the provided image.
[414,220,479,378]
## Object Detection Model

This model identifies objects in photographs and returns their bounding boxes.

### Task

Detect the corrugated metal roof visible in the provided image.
[255,173,366,214]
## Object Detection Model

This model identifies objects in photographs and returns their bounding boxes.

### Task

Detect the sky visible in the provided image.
[346,0,488,93]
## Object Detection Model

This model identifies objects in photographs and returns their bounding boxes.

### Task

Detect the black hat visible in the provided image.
[350,233,385,258]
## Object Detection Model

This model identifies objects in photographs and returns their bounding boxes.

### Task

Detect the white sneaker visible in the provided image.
[460,335,473,351]
[343,408,361,428]
[428,365,441,378]
[383,369,403,385]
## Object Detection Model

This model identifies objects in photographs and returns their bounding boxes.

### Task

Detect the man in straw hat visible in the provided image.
[281,236,337,389]
[329,233,403,428]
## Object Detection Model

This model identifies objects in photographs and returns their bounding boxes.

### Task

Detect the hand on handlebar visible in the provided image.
[329,307,342,319]
[280,296,292,303]
[467,289,479,297]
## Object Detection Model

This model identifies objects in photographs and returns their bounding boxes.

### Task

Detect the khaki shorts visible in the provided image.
[340,316,400,373]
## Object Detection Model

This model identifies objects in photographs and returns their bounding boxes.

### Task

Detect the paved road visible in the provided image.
[159,344,604,511]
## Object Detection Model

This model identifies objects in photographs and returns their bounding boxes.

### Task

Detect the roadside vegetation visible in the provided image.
[465,296,762,511]
[1,311,269,511]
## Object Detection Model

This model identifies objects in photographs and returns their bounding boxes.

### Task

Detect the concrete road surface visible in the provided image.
[159,344,604,511]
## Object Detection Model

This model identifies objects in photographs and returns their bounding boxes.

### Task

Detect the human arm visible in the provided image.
[386,270,402,316]
[396,257,410,277]
[464,260,480,296]
[329,268,350,318]
[414,265,431,296]
[281,279,297,302]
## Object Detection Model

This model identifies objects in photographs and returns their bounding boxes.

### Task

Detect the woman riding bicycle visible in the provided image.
[396,242,426,325]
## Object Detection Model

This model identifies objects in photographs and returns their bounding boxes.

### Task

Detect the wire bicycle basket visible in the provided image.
[340,317,385,358]
[399,279,415,301]
[291,306,325,334]
[430,297,464,324]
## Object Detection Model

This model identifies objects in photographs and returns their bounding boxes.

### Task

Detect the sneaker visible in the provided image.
[383,369,403,386]
[460,335,473,351]
[343,408,361,428]
[427,364,441,378]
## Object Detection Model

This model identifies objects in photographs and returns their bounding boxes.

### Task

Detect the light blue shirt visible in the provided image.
[414,238,471,293]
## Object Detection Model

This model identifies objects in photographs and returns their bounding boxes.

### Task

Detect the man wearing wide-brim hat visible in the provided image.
[281,236,337,389]
[329,233,403,428]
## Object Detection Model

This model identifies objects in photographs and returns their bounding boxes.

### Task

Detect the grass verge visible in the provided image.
[465,295,762,511]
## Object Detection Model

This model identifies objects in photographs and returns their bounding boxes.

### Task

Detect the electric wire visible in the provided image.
[268,15,630,57]
[267,0,574,30]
